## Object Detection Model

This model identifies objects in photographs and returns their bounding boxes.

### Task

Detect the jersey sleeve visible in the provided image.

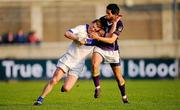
[68,25,84,34]
[84,38,98,46]
[113,20,123,36]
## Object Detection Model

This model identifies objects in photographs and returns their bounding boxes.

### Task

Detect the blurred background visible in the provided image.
[0,0,179,80]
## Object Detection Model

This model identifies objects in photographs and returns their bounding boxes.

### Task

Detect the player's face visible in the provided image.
[105,9,116,21]
[88,22,101,33]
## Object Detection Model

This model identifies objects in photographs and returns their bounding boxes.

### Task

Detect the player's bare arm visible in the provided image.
[105,15,122,38]
[107,15,122,37]
[91,32,118,44]
[89,15,121,44]
[64,31,79,42]
[64,31,85,45]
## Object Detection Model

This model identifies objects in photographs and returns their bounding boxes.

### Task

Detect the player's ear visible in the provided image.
[119,14,122,17]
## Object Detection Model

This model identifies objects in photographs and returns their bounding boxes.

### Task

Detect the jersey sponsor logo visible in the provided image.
[117,27,123,32]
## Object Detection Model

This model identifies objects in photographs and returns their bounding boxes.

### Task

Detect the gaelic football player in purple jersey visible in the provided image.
[88,4,128,103]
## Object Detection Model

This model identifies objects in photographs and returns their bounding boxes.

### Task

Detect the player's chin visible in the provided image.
[105,16,111,20]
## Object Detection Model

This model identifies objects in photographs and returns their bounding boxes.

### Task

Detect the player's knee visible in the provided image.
[50,78,58,85]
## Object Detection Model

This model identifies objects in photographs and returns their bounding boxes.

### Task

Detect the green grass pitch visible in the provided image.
[0,80,180,110]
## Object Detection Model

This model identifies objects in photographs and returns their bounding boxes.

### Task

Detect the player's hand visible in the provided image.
[79,39,86,45]
[114,14,122,23]
[98,29,105,37]
[90,32,99,40]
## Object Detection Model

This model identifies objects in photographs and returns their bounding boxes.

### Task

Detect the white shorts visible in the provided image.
[56,53,85,78]
[56,60,84,78]
[93,46,120,64]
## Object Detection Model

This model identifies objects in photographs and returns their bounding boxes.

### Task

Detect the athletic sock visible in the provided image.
[92,75,100,89]
[119,84,126,97]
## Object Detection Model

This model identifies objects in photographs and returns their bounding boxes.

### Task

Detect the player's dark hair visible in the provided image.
[92,19,102,28]
[107,4,119,15]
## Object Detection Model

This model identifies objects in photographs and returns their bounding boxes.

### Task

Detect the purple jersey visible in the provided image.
[97,16,123,51]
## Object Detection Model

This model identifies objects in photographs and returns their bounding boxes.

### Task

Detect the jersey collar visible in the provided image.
[86,24,89,33]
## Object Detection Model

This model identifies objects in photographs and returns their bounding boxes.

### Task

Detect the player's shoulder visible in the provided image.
[75,24,86,28]
[74,24,87,31]
[69,24,87,34]
[117,20,123,27]
[99,16,106,20]
[99,16,107,22]
[116,20,124,32]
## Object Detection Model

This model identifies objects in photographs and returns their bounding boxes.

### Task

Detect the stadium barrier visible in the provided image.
[0,58,179,80]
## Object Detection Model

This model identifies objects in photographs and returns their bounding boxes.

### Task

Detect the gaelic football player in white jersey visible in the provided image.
[33,20,103,106]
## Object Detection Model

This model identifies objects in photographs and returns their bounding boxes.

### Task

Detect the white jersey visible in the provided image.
[57,24,94,77]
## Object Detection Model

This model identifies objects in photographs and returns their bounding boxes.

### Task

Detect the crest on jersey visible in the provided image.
[117,27,123,32]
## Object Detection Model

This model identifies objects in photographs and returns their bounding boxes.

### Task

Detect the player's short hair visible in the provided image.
[107,3,120,15]
[92,19,102,28]
[91,19,105,36]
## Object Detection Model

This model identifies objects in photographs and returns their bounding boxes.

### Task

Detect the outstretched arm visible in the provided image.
[91,32,118,44]
[64,31,79,42]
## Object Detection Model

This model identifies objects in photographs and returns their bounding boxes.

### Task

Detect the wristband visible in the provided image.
[85,38,93,44]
